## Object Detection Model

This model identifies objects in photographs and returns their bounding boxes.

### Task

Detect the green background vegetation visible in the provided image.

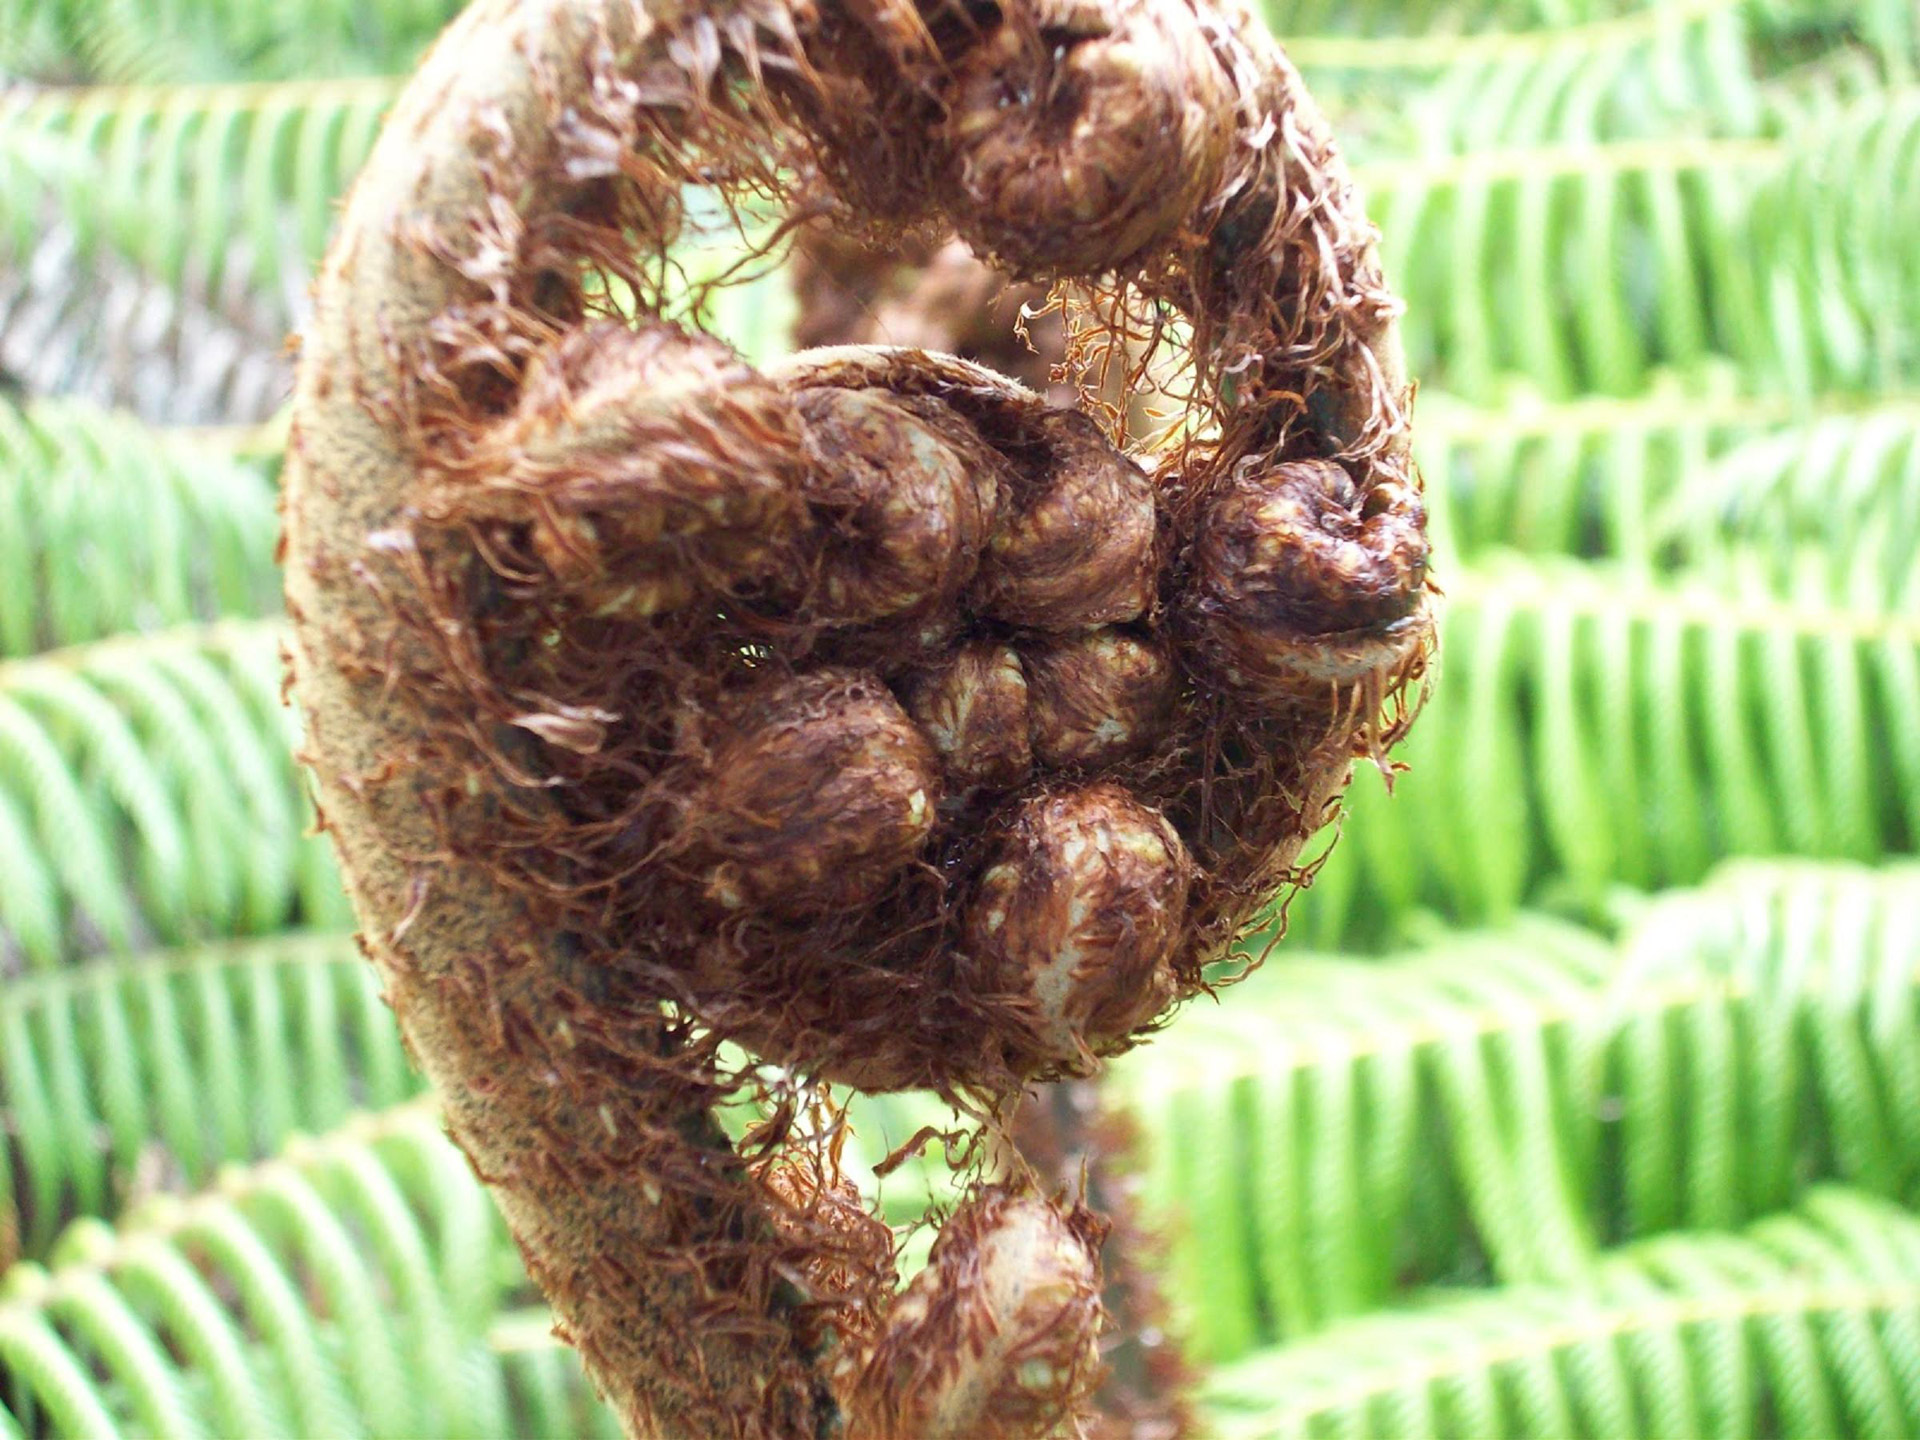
[2,0,1918,1434]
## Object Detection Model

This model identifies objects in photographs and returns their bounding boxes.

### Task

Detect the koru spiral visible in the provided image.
[282,0,1435,1434]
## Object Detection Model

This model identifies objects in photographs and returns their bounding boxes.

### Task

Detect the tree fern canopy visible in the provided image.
[2,0,1917,1436]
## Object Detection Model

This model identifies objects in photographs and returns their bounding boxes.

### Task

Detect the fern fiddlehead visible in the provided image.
[281,0,1430,1434]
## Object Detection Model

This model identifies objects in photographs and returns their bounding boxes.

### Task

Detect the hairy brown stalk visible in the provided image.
[281,0,1433,1435]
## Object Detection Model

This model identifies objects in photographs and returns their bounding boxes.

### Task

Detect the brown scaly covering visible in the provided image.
[281,0,1433,1434]
[1009,1082,1200,1440]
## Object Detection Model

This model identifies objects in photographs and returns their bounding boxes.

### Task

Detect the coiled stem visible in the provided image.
[282,0,1432,1434]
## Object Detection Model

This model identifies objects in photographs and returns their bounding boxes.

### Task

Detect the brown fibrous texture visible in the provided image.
[280,0,1434,1433]
[786,387,998,631]
[969,408,1159,631]
[966,784,1193,1074]
[1023,627,1177,769]
[1010,1083,1199,1440]
[1178,459,1431,708]
[839,1190,1107,1439]
[906,639,1034,794]
[678,669,942,915]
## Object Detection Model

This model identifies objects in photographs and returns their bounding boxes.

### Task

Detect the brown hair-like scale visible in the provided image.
[281,0,1433,1434]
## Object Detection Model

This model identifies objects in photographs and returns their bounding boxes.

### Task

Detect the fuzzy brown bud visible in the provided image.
[904,640,1033,793]
[793,387,998,626]
[972,410,1156,631]
[941,0,1237,274]
[1180,460,1433,706]
[1022,627,1177,770]
[484,322,804,617]
[689,670,941,915]
[966,784,1192,1072]
[843,1189,1103,1440]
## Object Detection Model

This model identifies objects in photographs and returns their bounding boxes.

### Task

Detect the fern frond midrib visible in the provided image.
[1138,957,1920,1091]
[1133,875,1920,1086]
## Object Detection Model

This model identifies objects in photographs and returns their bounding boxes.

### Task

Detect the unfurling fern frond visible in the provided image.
[0,399,282,656]
[1205,1186,1920,1440]
[1290,552,1919,944]
[0,934,421,1266]
[0,1104,615,1440]
[0,621,349,968]
[1117,861,1920,1362]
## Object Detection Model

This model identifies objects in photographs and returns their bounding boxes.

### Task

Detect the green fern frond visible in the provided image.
[0,933,421,1265]
[0,399,282,656]
[1360,139,1761,402]
[1205,1186,1920,1439]
[1421,376,1920,577]
[1648,400,1920,591]
[0,77,395,307]
[1290,551,1920,944]
[1122,918,1614,1360]
[1610,860,1920,1223]
[1299,0,1763,160]
[0,0,463,85]
[1261,0,1688,40]
[1355,133,1778,402]
[1293,5,1773,397]
[488,1314,629,1440]
[1264,0,1913,79]
[0,621,350,968]
[1284,0,1737,67]
[1121,860,1920,1362]
[0,1103,588,1440]
[1356,76,1920,405]
[1748,86,1920,396]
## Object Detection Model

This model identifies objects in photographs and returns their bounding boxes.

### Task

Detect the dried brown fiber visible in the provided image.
[281,0,1434,1434]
